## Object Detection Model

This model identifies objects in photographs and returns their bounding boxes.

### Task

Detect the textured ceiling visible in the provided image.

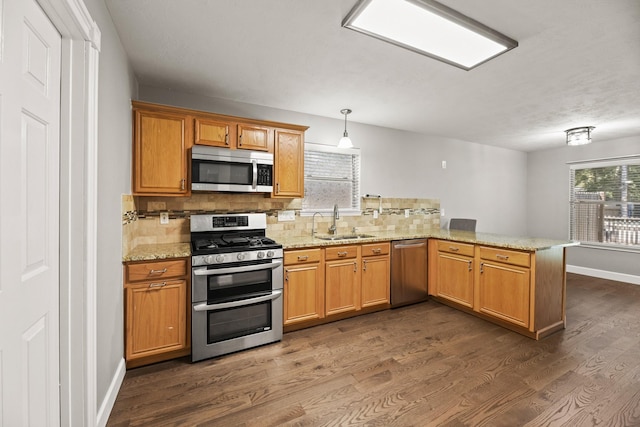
[105,0,640,152]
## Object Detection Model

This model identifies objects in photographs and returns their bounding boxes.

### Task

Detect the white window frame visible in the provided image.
[301,142,361,217]
[568,154,640,253]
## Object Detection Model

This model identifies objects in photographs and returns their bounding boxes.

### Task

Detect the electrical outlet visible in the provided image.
[441,208,446,217]
[373,210,379,219]
[160,212,169,224]
[277,210,295,222]
[442,160,447,169]
[404,209,410,218]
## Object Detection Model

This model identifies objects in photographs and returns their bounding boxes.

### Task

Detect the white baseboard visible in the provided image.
[567,265,640,285]
[96,357,126,427]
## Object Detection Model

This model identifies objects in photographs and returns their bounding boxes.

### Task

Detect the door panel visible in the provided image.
[0,0,61,424]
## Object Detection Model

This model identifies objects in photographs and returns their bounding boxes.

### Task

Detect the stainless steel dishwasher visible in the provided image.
[391,239,428,307]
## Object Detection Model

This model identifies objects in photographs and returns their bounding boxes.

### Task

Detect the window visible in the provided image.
[569,155,640,250]
[302,143,360,215]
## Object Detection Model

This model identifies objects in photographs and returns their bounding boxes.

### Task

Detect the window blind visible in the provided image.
[302,143,360,212]
[569,155,640,248]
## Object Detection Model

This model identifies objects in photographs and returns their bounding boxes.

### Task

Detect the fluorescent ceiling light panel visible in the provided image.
[342,0,518,70]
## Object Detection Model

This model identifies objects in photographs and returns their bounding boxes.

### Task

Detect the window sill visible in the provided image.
[574,242,640,254]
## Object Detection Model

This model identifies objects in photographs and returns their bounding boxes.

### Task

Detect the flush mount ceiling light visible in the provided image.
[338,108,354,148]
[342,0,518,70]
[565,126,595,146]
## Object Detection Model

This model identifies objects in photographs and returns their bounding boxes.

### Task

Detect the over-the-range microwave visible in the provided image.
[191,145,273,193]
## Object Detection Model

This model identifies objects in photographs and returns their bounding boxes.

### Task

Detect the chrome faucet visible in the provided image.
[329,204,340,235]
[312,212,323,238]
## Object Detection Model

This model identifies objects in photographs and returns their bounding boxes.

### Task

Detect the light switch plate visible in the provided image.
[277,210,295,221]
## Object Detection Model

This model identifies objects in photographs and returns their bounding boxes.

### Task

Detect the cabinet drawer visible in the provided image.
[479,246,530,268]
[284,248,322,265]
[125,258,188,283]
[362,242,390,257]
[325,245,358,261]
[437,240,474,257]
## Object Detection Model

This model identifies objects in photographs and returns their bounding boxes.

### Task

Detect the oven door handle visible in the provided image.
[193,289,282,312]
[193,260,282,276]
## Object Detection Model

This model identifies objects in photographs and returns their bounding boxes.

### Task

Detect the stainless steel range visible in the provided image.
[190,213,283,362]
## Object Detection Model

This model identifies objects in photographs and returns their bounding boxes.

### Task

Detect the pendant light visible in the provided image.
[565,126,595,146]
[338,108,354,148]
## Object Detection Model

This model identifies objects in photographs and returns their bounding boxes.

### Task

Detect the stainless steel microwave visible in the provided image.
[191,145,274,193]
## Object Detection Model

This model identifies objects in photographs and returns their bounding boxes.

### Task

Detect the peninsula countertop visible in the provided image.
[276,230,578,252]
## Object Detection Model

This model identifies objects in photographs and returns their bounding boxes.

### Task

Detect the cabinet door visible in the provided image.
[436,252,474,308]
[238,124,270,151]
[479,262,530,327]
[325,259,360,316]
[194,117,231,147]
[133,109,189,195]
[284,263,324,325]
[362,256,390,307]
[125,279,187,360]
[273,129,304,198]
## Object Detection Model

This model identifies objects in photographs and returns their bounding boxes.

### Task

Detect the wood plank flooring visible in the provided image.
[107,273,640,426]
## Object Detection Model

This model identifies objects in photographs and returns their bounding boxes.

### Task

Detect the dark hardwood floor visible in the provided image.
[107,273,640,426]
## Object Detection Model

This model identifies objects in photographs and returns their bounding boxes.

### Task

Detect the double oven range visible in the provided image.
[190,213,283,362]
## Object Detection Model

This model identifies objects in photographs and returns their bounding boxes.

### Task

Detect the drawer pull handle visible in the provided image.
[480,262,484,274]
[496,254,510,260]
[372,248,381,254]
[149,282,166,288]
[297,255,309,261]
[338,251,348,257]
[353,262,357,272]
[468,260,472,271]
[149,268,168,274]
[449,247,459,252]
[363,260,367,271]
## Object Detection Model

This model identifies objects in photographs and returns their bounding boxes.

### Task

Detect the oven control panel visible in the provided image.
[192,248,283,267]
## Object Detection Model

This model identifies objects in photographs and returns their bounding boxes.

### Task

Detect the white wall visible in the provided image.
[527,136,640,278]
[81,0,137,415]
[138,86,529,235]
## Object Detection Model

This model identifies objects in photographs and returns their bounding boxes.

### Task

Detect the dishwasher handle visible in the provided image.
[393,241,427,249]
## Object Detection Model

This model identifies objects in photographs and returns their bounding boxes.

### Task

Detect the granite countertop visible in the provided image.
[278,230,578,252]
[123,232,577,262]
[123,242,191,262]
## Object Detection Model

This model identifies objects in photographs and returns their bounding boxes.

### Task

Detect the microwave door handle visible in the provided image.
[252,160,258,190]
[193,260,283,276]
[193,289,282,312]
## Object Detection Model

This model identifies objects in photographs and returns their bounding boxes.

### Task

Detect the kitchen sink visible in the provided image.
[315,233,375,241]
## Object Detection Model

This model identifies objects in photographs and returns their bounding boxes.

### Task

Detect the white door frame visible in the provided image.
[34,0,100,425]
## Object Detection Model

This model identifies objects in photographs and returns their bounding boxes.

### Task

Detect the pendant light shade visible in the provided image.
[565,126,595,146]
[338,108,354,148]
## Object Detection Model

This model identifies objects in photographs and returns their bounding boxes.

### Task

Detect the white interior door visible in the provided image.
[0,0,62,425]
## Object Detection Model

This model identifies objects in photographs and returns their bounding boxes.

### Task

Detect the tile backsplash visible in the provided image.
[122,193,439,255]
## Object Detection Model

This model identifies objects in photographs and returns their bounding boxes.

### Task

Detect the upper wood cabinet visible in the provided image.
[132,105,190,196]
[238,124,270,151]
[132,101,307,197]
[194,117,230,148]
[273,128,304,198]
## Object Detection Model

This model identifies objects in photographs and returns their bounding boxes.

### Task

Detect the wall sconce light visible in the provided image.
[565,126,595,146]
[338,108,354,148]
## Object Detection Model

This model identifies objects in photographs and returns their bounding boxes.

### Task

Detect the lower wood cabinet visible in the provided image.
[283,248,324,326]
[478,246,531,328]
[283,242,391,331]
[361,242,390,308]
[123,257,190,368]
[433,241,474,308]
[325,245,360,316]
[429,239,566,340]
